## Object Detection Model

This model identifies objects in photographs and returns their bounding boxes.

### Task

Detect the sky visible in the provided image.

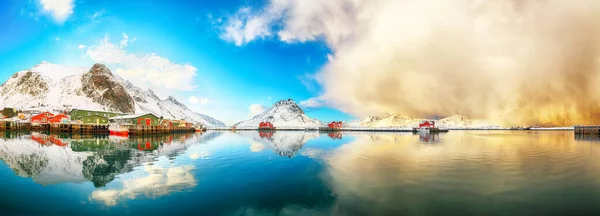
[0,0,351,125]
[2,0,600,127]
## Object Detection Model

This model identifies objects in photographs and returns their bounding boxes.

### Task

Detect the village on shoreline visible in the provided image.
[0,107,202,135]
[0,106,583,136]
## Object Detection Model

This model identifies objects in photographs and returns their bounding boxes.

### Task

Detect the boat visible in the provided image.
[109,123,129,137]
[194,125,206,132]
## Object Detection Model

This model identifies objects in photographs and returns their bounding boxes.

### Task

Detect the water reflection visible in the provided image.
[236,130,319,157]
[90,163,197,206]
[418,133,440,143]
[575,134,600,143]
[317,131,600,215]
[0,132,221,188]
[2,130,600,215]
[327,132,343,140]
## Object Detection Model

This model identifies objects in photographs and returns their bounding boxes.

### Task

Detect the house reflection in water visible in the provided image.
[31,133,70,147]
[418,133,440,143]
[328,132,342,140]
[259,131,274,138]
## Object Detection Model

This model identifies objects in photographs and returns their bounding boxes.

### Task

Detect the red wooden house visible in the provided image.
[419,120,435,128]
[31,112,54,124]
[328,121,343,129]
[48,113,69,123]
[259,121,274,129]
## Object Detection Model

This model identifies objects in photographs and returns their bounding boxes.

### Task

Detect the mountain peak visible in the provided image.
[89,63,112,75]
[274,98,297,107]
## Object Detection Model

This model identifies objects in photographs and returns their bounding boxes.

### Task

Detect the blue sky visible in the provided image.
[0,0,353,124]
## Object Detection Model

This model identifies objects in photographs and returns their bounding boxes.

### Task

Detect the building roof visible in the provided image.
[77,115,108,119]
[69,108,128,115]
[109,113,161,120]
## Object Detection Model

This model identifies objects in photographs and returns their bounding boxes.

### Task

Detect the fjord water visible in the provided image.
[1,131,600,215]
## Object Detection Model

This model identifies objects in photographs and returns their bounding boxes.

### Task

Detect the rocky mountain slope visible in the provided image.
[234,99,323,129]
[0,62,225,127]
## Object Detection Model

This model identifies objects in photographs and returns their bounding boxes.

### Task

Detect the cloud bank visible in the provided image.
[222,0,600,126]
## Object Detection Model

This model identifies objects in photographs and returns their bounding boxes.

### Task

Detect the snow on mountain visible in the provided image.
[437,115,502,129]
[115,75,226,127]
[235,99,323,129]
[0,62,225,127]
[30,61,88,81]
[236,130,319,157]
[348,115,501,129]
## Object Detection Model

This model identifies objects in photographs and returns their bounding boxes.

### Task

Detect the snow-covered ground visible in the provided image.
[344,115,502,130]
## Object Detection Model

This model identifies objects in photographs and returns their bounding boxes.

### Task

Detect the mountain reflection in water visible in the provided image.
[0,132,221,188]
[0,131,600,215]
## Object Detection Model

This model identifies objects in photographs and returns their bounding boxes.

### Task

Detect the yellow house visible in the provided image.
[17,113,26,120]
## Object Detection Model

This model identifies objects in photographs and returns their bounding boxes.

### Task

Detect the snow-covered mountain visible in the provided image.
[347,115,501,129]
[234,99,323,129]
[0,62,225,128]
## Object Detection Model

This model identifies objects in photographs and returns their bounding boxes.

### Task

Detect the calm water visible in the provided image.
[1,130,600,215]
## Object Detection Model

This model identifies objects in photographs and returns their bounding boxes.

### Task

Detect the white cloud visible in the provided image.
[188,96,210,105]
[77,44,85,49]
[54,37,60,41]
[90,164,196,206]
[300,96,325,108]
[220,3,291,46]
[85,34,197,98]
[39,0,74,24]
[248,104,266,117]
[120,33,129,47]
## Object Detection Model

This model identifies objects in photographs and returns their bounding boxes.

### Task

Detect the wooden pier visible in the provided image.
[2,122,195,135]
[49,123,109,134]
[574,126,600,134]
[0,121,36,132]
